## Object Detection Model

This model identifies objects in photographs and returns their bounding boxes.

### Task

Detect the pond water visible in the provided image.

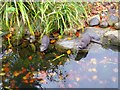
[0,41,119,89]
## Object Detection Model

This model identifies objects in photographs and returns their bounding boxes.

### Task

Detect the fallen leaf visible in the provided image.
[75,32,80,37]
[28,56,32,60]
[23,80,29,83]
[4,67,10,73]
[67,37,72,40]
[13,71,20,77]
[50,39,56,44]
[5,33,12,39]
[0,73,5,76]
[67,50,71,55]
[21,67,27,73]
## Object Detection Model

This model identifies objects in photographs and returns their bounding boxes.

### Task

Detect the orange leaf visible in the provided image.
[23,80,29,83]
[28,56,32,60]
[5,33,12,39]
[29,79,35,83]
[75,32,80,37]
[13,71,20,77]
[21,67,27,73]
[50,40,56,44]
[4,67,10,73]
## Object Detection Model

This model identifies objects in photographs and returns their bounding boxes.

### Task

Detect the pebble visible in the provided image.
[108,15,119,26]
[100,21,108,28]
[114,22,120,30]
[89,17,100,26]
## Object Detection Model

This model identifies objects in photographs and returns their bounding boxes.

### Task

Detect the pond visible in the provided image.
[0,39,119,89]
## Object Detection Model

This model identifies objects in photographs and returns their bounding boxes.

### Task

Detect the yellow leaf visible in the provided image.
[0,73,5,76]
[13,71,20,77]
[58,35,62,39]
[67,50,71,55]
[23,76,27,80]
[67,37,72,40]
[59,75,63,80]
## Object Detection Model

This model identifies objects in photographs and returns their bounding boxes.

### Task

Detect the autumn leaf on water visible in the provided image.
[28,56,32,60]
[13,71,21,77]
[0,73,5,76]
[4,67,10,73]
[67,50,71,55]
[21,67,27,73]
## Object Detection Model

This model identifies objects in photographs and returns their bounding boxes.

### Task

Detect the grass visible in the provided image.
[1,1,90,40]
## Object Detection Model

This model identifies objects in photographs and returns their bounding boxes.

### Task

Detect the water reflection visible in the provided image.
[1,42,118,89]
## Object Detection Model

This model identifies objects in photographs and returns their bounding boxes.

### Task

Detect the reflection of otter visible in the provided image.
[75,50,88,61]
[77,33,102,50]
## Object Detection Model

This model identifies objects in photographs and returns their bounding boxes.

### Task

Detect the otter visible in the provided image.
[40,35,50,52]
[78,33,102,50]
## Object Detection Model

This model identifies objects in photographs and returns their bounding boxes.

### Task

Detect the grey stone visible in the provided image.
[89,17,100,26]
[108,15,119,26]
[103,30,120,46]
[114,22,120,30]
[100,21,109,28]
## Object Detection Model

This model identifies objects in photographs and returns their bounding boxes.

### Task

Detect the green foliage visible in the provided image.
[1,1,89,39]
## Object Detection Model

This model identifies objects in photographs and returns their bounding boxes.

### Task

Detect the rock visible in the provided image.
[100,21,108,28]
[103,30,120,46]
[88,15,100,26]
[108,15,119,26]
[89,18,100,26]
[108,9,116,14]
[114,22,120,30]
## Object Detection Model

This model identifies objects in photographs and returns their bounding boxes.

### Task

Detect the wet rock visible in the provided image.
[100,21,108,28]
[103,30,120,46]
[108,15,119,26]
[89,18,100,26]
[88,15,100,26]
[114,22,120,30]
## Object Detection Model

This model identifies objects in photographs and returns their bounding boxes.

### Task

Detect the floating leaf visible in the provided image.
[4,67,10,72]
[28,56,32,60]
[23,80,29,84]
[67,50,71,55]
[13,71,20,77]
[0,73,5,76]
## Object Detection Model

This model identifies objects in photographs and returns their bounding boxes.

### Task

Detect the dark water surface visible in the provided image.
[1,42,119,89]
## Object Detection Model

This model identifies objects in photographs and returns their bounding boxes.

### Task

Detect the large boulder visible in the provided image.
[103,30,120,46]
